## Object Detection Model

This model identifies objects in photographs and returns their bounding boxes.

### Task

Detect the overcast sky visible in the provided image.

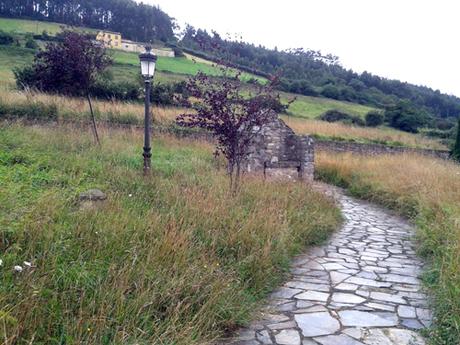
[144,0,460,97]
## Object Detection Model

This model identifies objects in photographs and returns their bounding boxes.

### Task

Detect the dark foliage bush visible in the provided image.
[452,118,460,161]
[0,30,14,45]
[25,37,39,49]
[90,79,140,101]
[13,66,38,89]
[172,46,185,58]
[435,117,457,130]
[150,83,176,106]
[384,101,431,133]
[319,110,365,126]
[321,85,340,99]
[150,82,188,106]
[365,110,384,127]
[279,79,318,97]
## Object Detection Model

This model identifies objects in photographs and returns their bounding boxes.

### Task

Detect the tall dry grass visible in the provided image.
[0,88,183,125]
[316,152,460,344]
[1,88,447,151]
[282,116,447,150]
[0,123,340,344]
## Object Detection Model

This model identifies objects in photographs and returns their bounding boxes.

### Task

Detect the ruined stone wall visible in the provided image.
[244,118,315,182]
[315,139,450,160]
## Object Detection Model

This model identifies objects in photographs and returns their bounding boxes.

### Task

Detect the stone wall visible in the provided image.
[244,118,315,182]
[315,139,450,160]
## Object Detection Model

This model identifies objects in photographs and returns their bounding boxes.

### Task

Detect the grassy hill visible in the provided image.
[284,92,374,119]
[0,17,96,35]
[0,17,449,150]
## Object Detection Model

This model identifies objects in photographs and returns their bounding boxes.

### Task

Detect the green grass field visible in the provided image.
[0,43,258,86]
[0,17,96,35]
[111,49,264,82]
[0,123,340,343]
[0,45,34,87]
[284,92,375,119]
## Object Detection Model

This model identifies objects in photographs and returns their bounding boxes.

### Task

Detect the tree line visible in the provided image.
[0,0,175,42]
[179,27,460,128]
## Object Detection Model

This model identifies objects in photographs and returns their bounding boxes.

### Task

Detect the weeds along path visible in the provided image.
[220,185,432,345]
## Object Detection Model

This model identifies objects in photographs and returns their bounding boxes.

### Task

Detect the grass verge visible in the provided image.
[315,152,460,345]
[0,123,340,344]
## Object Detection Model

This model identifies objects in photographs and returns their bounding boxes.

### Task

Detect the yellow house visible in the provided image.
[96,30,122,48]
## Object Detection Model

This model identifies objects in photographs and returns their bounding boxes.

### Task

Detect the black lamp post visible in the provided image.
[139,46,157,175]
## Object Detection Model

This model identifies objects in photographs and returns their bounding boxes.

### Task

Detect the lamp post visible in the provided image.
[139,46,157,175]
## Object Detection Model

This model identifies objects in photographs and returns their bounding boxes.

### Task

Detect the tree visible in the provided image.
[177,70,279,192]
[365,110,384,127]
[384,101,430,133]
[452,117,460,161]
[14,30,112,144]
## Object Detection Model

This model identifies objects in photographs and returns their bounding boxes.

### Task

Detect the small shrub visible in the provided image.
[91,79,141,101]
[0,30,14,45]
[25,37,39,50]
[319,109,364,126]
[14,66,38,89]
[365,110,384,127]
[319,109,352,122]
[172,46,185,57]
[321,85,340,99]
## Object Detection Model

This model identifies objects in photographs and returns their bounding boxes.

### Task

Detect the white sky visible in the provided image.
[144,0,460,97]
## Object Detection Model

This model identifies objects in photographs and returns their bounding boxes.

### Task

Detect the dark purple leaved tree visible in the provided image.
[15,30,112,144]
[177,60,285,192]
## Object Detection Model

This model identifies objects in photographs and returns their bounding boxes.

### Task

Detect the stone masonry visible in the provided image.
[244,117,315,182]
[315,139,450,160]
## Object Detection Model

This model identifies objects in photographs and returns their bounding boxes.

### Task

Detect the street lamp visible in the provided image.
[139,46,157,175]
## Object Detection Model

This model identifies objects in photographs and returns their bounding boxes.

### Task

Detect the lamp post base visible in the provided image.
[143,147,151,175]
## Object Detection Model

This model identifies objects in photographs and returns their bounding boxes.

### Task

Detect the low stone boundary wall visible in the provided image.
[315,139,450,160]
[5,119,451,161]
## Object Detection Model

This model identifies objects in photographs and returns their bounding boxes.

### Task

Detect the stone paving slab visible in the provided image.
[217,186,432,345]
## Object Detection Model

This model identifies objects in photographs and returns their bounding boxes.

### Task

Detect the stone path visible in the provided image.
[220,187,432,345]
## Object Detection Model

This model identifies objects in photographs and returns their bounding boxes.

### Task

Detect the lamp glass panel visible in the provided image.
[148,61,156,77]
[140,60,150,76]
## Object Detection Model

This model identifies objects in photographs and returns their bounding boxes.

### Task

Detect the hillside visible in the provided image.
[0,17,96,35]
[0,17,450,150]
[180,28,460,124]
[2,1,460,128]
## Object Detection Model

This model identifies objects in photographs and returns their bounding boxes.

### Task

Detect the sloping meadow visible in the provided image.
[0,123,340,344]
[316,152,460,345]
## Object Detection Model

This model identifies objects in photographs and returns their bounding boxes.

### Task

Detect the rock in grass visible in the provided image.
[79,189,107,210]
[79,189,107,201]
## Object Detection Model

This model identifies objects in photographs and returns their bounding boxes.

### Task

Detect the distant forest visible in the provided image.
[0,0,175,42]
[179,27,460,124]
[1,0,460,128]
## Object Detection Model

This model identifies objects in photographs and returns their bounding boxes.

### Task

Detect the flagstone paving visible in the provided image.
[219,187,432,345]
